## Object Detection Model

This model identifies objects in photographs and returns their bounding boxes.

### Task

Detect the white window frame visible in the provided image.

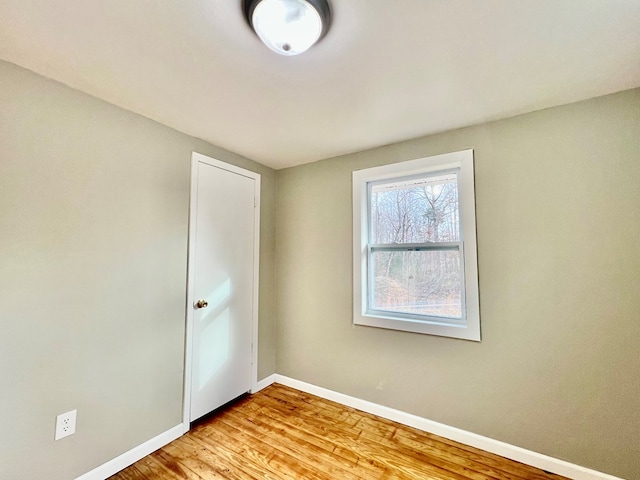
[352,149,480,341]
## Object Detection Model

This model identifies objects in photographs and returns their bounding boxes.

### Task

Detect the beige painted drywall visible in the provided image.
[275,88,640,479]
[0,60,276,480]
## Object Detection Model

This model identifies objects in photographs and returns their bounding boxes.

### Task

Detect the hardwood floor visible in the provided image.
[109,384,567,480]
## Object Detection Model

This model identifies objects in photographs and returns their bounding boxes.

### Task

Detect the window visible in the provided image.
[353,150,480,341]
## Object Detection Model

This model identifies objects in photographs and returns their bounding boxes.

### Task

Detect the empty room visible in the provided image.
[1,1,639,479]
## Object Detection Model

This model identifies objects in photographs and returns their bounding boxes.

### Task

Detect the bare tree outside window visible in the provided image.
[369,173,462,319]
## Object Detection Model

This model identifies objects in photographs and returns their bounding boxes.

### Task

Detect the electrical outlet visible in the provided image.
[54,409,77,441]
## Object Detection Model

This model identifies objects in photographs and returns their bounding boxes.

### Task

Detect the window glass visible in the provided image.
[370,249,462,319]
[370,173,459,244]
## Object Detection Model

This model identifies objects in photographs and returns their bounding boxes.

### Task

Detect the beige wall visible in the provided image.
[2,56,639,479]
[0,60,276,480]
[275,88,640,479]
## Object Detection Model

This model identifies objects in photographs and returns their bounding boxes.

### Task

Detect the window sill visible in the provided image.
[354,312,481,341]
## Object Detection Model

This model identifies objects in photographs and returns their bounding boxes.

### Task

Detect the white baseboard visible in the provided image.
[74,423,184,480]
[273,375,623,480]
[252,373,277,393]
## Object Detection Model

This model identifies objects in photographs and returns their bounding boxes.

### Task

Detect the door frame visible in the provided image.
[182,151,261,432]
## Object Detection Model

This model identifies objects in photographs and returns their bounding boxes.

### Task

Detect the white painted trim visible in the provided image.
[352,149,481,341]
[252,373,277,393]
[250,175,261,395]
[182,154,198,433]
[74,424,184,480]
[183,152,261,431]
[273,375,623,480]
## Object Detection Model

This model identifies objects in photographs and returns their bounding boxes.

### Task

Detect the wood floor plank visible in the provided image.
[148,449,209,480]
[392,423,566,480]
[256,386,561,480]
[223,388,521,480]
[263,385,364,427]
[218,408,367,479]
[134,455,185,480]
[169,434,259,480]
[109,383,568,480]
[390,427,552,480]
[193,419,329,480]
[227,393,484,480]
[233,398,376,469]
[239,395,389,467]
[248,392,364,440]
[237,400,390,478]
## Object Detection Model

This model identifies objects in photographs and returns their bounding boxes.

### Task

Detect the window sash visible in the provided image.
[366,168,461,245]
[365,166,464,324]
[366,243,466,324]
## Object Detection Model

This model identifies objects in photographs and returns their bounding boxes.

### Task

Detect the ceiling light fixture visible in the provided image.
[243,0,331,56]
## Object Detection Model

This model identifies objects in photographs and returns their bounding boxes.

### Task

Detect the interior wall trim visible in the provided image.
[74,423,184,480]
[272,375,623,480]
[253,373,277,393]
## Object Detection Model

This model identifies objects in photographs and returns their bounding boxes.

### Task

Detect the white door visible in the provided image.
[186,152,260,423]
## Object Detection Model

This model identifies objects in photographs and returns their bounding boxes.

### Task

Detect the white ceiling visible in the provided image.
[1,1,640,170]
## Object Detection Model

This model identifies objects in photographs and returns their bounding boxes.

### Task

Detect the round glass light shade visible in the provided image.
[251,0,325,56]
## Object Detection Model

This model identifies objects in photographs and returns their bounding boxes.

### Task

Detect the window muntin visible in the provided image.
[353,150,480,341]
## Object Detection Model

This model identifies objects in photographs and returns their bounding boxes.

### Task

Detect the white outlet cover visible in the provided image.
[54,409,77,441]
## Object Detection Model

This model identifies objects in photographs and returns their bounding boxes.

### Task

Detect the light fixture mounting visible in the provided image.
[243,0,331,56]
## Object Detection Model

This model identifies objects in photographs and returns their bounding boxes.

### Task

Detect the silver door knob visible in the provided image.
[195,299,209,309]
